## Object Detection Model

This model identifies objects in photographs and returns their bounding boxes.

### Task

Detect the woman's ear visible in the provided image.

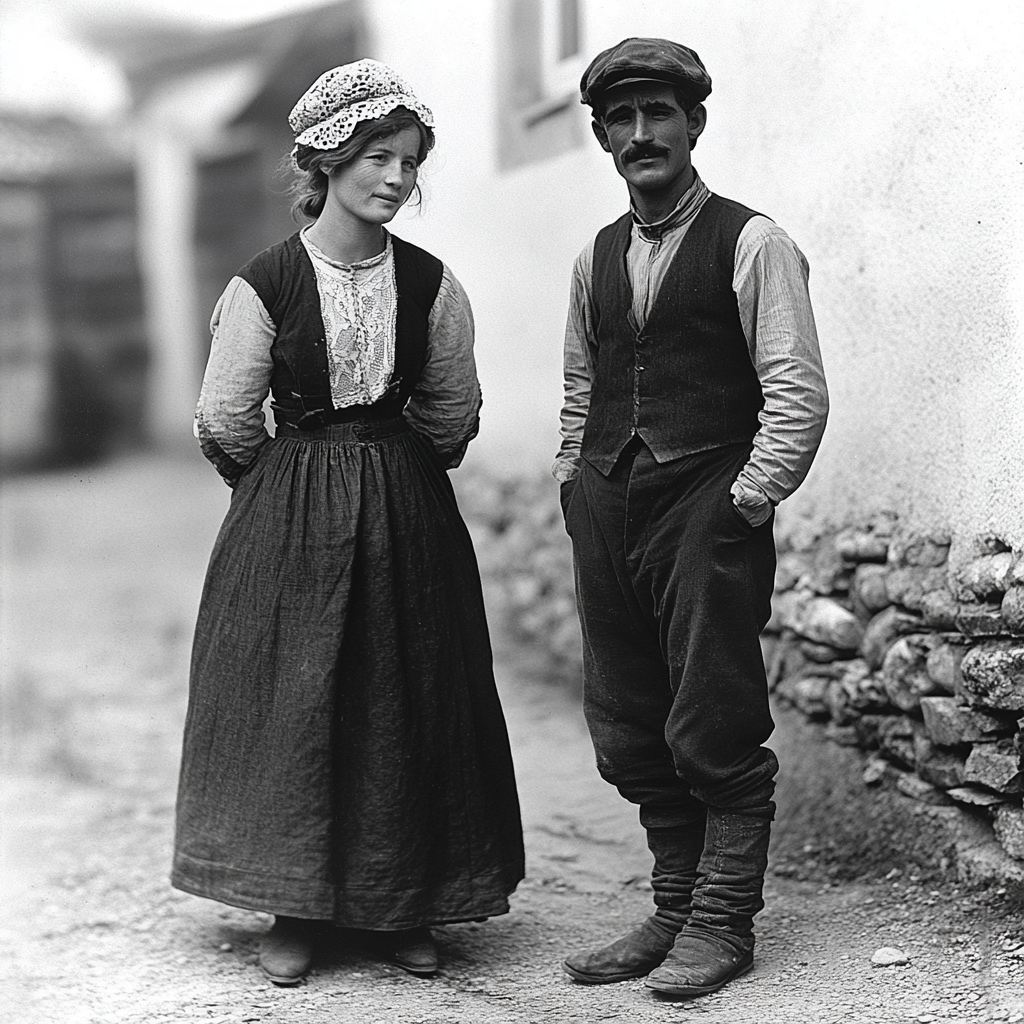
[591,118,612,153]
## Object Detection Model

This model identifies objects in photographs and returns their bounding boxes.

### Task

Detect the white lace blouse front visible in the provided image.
[300,228,397,409]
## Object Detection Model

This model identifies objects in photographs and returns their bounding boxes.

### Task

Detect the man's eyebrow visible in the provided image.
[605,96,676,118]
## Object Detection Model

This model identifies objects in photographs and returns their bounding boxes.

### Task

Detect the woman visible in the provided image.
[172,60,524,984]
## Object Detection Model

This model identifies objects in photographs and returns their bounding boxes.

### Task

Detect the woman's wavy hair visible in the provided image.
[288,107,435,223]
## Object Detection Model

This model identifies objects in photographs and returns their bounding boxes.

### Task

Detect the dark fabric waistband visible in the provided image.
[276,418,410,443]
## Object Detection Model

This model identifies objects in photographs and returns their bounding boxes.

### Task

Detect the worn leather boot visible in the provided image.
[646,809,770,998]
[563,817,706,984]
[259,915,317,985]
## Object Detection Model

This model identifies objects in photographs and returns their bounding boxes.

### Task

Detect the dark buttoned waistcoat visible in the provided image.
[580,193,766,475]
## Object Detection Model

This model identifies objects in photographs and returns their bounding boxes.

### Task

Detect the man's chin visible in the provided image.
[622,169,676,192]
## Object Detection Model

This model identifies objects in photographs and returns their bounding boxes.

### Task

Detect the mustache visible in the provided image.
[622,144,669,163]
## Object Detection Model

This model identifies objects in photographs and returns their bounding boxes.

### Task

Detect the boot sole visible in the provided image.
[562,960,661,985]
[645,956,753,997]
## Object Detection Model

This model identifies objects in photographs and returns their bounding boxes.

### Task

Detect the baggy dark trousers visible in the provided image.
[565,439,779,827]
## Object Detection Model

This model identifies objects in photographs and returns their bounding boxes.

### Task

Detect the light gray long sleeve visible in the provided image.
[554,186,828,523]
[195,265,481,480]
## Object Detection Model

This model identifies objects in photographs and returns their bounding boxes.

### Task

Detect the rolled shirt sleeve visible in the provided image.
[404,265,482,469]
[194,276,274,485]
[731,218,829,524]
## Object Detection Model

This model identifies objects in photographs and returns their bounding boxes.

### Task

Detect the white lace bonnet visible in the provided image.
[289,59,435,151]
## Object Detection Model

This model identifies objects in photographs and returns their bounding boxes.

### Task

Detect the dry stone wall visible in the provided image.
[453,471,1024,868]
[767,516,1024,864]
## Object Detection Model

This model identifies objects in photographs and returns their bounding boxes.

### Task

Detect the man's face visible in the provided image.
[593,82,705,197]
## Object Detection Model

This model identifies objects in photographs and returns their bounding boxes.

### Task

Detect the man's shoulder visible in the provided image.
[593,210,633,243]
[705,192,771,228]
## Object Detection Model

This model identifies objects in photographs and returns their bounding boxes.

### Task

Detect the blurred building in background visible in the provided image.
[90,1,366,446]
[0,114,144,469]
[1,0,1021,558]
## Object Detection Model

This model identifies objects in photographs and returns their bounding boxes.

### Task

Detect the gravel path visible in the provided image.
[2,454,1022,1024]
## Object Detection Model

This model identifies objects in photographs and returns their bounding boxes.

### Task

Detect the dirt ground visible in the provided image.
[2,453,1023,1024]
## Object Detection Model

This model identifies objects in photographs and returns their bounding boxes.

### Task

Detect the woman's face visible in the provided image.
[324,126,422,227]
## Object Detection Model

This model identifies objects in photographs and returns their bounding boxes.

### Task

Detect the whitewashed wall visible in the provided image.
[368,0,1024,554]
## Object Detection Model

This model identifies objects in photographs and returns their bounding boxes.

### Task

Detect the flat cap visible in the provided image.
[580,37,711,109]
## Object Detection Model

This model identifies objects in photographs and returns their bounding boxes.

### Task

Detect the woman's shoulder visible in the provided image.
[235,232,308,312]
[389,232,443,270]
[389,233,445,306]
[237,231,304,280]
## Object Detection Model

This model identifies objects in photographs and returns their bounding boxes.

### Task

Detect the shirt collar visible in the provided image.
[300,227,392,270]
[631,171,709,242]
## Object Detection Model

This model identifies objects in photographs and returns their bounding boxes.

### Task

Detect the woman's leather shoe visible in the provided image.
[259,916,316,985]
[387,927,439,976]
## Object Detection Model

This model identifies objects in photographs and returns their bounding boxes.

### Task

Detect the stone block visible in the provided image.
[1011,556,1024,588]
[956,552,1015,601]
[956,602,1006,637]
[807,535,850,595]
[877,716,918,769]
[913,731,967,788]
[960,641,1024,711]
[963,741,1024,794]
[854,714,891,750]
[1001,587,1024,635]
[836,527,889,563]
[862,757,889,785]
[861,606,924,670]
[782,594,864,651]
[993,804,1024,861]
[925,640,968,696]
[881,634,944,712]
[825,661,891,723]
[799,640,845,663]
[920,589,959,630]
[852,564,891,614]
[889,532,951,568]
[946,785,1010,808]
[885,566,948,611]
[776,552,812,592]
[770,590,804,633]
[896,772,950,805]
[789,676,831,719]
[825,679,856,725]
[919,696,1017,747]
[824,723,861,747]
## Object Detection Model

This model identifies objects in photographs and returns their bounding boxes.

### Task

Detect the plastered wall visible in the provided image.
[367,0,1024,554]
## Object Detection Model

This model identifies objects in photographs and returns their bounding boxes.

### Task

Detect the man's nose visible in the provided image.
[631,114,655,143]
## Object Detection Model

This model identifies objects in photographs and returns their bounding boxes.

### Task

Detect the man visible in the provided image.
[555,38,828,998]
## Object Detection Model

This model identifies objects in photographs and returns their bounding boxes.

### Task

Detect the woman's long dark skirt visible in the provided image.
[172,422,524,929]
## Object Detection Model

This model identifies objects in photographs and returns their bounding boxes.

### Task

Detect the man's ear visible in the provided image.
[687,103,707,145]
[591,118,612,153]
